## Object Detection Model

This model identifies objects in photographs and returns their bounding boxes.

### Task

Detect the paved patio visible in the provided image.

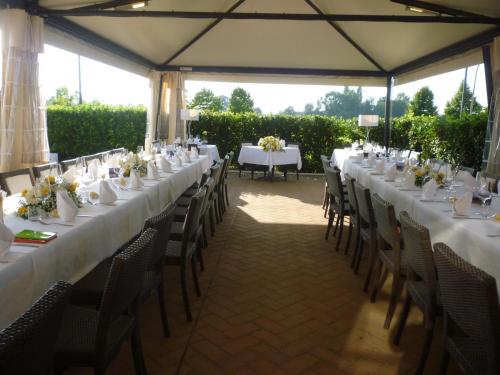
[70,173,461,375]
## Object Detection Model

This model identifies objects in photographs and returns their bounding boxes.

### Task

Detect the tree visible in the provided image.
[373,93,410,117]
[408,86,437,116]
[282,106,296,115]
[304,103,315,114]
[47,87,79,106]
[444,80,482,118]
[317,86,363,119]
[188,88,224,112]
[229,87,254,113]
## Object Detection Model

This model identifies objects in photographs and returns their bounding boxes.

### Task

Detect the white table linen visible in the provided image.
[342,159,500,294]
[331,148,359,169]
[199,145,220,165]
[238,146,302,171]
[0,156,210,329]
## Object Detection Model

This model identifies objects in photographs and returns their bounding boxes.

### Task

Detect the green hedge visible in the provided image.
[47,103,146,160]
[192,111,488,173]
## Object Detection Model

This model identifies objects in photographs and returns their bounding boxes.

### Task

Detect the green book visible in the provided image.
[15,229,57,243]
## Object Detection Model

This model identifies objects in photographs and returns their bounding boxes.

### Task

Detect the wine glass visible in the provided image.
[478,185,492,220]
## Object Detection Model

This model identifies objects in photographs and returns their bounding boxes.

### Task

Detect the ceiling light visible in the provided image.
[405,5,440,15]
[132,2,146,9]
[407,6,424,13]
[115,1,147,10]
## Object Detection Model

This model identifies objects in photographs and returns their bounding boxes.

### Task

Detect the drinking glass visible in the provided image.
[478,185,492,220]
[28,206,41,221]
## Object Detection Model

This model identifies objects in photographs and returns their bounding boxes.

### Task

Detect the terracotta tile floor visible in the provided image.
[69,172,462,375]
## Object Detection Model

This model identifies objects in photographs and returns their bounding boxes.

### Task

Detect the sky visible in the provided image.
[29,44,488,115]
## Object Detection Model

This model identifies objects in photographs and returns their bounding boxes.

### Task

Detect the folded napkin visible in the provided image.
[374,159,385,174]
[403,172,416,189]
[174,155,183,167]
[57,190,78,222]
[99,180,117,204]
[191,147,199,159]
[384,164,397,181]
[181,151,191,164]
[367,155,376,167]
[422,178,438,199]
[453,192,473,216]
[0,223,14,258]
[457,171,477,189]
[62,168,80,183]
[355,153,363,163]
[147,160,160,180]
[160,156,173,173]
[129,169,144,189]
[87,159,101,180]
[106,154,120,168]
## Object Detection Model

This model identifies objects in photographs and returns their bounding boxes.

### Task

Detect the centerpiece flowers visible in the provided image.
[411,165,445,187]
[17,176,82,219]
[258,136,285,152]
[119,152,147,177]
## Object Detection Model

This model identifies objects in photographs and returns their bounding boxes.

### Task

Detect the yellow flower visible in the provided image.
[21,189,29,197]
[68,183,78,192]
[17,206,27,216]
[47,176,56,185]
[40,187,50,197]
[50,209,59,218]
[415,169,426,177]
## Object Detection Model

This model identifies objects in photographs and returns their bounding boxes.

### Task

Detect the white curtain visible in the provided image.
[145,71,185,150]
[486,37,500,177]
[0,9,49,171]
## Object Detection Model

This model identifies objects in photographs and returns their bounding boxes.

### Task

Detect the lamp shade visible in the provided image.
[358,115,379,127]
[180,109,200,121]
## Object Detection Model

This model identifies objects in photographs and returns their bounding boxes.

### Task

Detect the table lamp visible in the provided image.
[358,115,379,145]
[180,109,200,140]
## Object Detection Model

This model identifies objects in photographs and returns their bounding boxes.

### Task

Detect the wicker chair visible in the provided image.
[394,211,440,375]
[70,206,175,337]
[0,281,72,375]
[344,174,361,260]
[175,171,210,207]
[54,228,158,375]
[353,181,377,291]
[369,194,406,329]
[0,168,35,195]
[433,242,500,375]
[324,168,350,253]
[282,143,300,181]
[166,188,207,322]
[32,162,62,179]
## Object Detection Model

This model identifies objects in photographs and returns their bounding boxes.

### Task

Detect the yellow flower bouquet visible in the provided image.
[119,152,147,177]
[258,136,285,152]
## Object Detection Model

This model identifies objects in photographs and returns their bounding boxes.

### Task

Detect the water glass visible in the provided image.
[28,206,41,221]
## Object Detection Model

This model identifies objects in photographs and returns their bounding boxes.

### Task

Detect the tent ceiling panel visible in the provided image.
[39,0,236,11]
[171,20,380,70]
[430,0,500,17]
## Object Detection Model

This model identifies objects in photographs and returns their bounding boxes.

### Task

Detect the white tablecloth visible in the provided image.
[331,148,359,169]
[238,146,302,171]
[0,156,210,329]
[342,159,500,294]
[199,145,220,165]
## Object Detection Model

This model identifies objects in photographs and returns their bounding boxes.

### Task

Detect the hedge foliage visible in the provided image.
[46,104,487,174]
[192,111,488,173]
[47,103,146,160]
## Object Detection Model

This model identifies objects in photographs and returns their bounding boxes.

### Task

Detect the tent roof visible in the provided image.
[26,0,500,83]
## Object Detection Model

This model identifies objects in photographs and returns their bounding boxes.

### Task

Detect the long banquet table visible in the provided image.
[341,158,500,293]
[0,155,210,329]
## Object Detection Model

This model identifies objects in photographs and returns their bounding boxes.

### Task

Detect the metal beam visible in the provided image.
[390,0,485,18]
[68,0,141,11]
[303,0,385,72]
[384,75,393,152]
[482,45,493,109]
[35,9,500,24]
[44,17,159,69]
[160,65,386,77]
[162,0,247,66]
[390,27,500,76]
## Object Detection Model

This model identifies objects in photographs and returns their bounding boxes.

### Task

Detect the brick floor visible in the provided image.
[68,172,462,374]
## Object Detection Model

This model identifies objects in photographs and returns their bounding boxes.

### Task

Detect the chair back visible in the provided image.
[210,162,222,193]
[225,151,234,178]
[96,228,157,354]
[198,171,210,189]
[144,205,176,272]
[201,178,215,216]
[0,168,34,195]
[32,163,61,179]
[353,181,376,230]
[181,188,207,257]
[433,242,500,372]
[371,194,399,247]
[344,174,358,223]
[399,212,436,291]
[325,168,345,207]
[0,281,72,375]
[219,156,229,186]
[60,158,78,172]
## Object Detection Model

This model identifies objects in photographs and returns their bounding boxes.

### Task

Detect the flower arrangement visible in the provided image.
[17,176,82,219]
[410,165,445,187]
[258,136,285,152]
[119,152,147,177]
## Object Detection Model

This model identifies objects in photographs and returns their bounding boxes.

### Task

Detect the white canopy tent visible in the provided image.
[0,0,499,171]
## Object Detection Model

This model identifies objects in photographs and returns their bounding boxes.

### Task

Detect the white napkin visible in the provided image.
[403,172,416,189]
[0,223,14,258]
[422,178,438,199]
[191,147,199,159]
[453,192,473,216]
[147,160,160,180]
[107,154,120,168]
[384,165,397,181]
[355,153,363,163]
[56,190,78,222]
[174,155,183,167]
[374,159,385,174]
[129,169,144,189]
[367,155,376,167]
[160,156,173,173]
[62,168,80,183]
[457,171,477,189]
[99,180,117,204]
[181,151,191,164]
[87,159,100,179]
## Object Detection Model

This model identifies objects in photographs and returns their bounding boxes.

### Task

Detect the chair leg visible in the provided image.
[225,184,230,206]
[197,239,205,272]
[218,191,224,220]
[393,291,412,345]
[209,205,216,236]
[438,348,450,375]
[191,255,201,297]
[344,222,353,255]
[369,259,383,303]
[180,265,192,321]
[157,281,170,338]
[384,276,404,329]
[284,170,287,181]
[296,170,299,180]
[354,238,364,274]
[335,214,344,252]
[363,239,378,293]
[325,210,334,240]
[214,198,220,224]
[415,317,435,375]
[131,324,147,375]
[251,166,254,180]
[333,211,340,236]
